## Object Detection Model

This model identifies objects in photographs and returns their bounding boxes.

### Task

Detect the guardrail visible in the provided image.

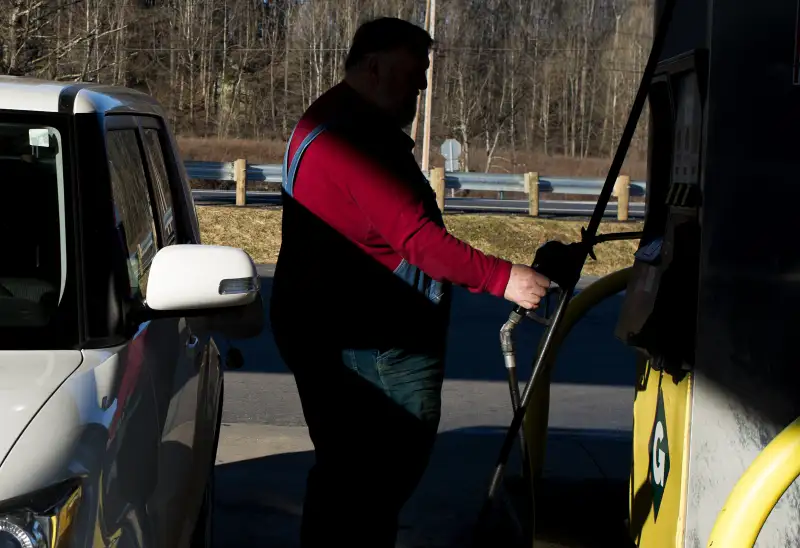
[184,160,647,220]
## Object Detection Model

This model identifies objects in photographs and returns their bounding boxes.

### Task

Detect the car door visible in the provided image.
[100,117,178,547]
[134,116,220,548]
[100,116,206,548]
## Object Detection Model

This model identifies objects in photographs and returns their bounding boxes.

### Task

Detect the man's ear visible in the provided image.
[365,53,382,84]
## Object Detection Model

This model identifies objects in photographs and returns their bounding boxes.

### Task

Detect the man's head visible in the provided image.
[343,17,432,128]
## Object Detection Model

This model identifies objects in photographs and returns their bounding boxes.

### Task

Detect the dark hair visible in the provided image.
[344,17,433,71]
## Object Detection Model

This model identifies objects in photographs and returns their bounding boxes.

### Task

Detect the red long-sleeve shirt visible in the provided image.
[286,82,512,297]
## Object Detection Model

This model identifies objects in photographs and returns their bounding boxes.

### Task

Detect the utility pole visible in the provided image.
[421,0,436,172]
[410,0,431,145]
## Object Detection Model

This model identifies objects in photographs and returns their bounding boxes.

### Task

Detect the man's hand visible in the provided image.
[504,264,550,309]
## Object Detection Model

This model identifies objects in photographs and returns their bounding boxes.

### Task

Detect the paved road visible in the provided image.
[214,264,638,547]
[192,189,645,218]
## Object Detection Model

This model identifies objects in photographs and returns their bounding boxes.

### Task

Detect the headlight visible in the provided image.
[0,519,46,548]
[0,482,81,548]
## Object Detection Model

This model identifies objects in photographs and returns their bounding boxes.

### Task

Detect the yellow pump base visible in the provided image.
[628,359,693,547]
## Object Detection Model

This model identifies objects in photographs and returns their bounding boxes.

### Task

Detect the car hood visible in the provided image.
[0,351,84,465]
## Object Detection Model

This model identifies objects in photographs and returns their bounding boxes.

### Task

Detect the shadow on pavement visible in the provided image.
[213,425,633,548]
[223,270,636,388]
[214,265,638,546]
[446,288,635,386]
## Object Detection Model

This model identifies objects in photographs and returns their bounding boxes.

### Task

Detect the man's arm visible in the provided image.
[322,135,512,297]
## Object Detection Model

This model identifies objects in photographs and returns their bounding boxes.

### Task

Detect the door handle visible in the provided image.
[187,333,199,349]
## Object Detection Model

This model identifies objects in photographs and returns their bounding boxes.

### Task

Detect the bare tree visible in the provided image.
[0,0,654,168]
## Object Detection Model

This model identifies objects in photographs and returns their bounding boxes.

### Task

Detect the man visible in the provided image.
[270,17,550,547]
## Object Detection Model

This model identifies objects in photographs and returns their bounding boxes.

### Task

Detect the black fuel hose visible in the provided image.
[471,0,679,544]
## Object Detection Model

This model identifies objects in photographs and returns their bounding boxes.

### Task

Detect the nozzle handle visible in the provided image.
[513,239,585,314]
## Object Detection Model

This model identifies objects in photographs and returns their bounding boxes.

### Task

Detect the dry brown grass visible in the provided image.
[466,147,648,180]
[197,206,284,263]
[177,136,648,180]
[444,214,642,277]
[178,137,287,164]
[196,205,642,277]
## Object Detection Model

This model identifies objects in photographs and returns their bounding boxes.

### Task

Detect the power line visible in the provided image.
[96,46,652,53]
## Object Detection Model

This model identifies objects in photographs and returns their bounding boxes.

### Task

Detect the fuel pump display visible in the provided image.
[615,49,706,375]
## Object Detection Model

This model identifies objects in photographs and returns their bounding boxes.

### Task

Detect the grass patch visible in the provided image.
[197,206,284,264]
[196,206,642,277]
[443,214,642,277]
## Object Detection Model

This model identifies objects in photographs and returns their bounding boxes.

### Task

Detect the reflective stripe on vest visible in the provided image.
[281,123,329,197]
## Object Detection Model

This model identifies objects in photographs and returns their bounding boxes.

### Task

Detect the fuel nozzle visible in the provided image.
[500,308,524,356]
[511,239,590,318]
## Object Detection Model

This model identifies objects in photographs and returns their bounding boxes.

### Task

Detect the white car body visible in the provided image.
[0,76,262,548]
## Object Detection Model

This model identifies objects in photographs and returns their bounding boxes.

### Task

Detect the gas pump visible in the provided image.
[615,46,706,547]
[473,0,800,546]
[617,0,800,545]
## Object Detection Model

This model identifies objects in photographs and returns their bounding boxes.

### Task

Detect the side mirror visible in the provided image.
[145,244,259,313]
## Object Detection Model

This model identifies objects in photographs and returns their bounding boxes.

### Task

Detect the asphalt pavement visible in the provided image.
[213,264,639,547]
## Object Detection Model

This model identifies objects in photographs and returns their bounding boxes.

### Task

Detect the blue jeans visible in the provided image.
[343,347,445,434]
[275,337,445,548]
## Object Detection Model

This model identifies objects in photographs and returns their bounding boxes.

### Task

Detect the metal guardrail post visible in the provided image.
[234,159,247,206]
[615,175,630,221]
[525,172,539,216]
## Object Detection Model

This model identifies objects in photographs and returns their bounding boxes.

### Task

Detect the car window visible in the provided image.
[0,123,67,330]
[106,129,159,302]
[141,128,177,247]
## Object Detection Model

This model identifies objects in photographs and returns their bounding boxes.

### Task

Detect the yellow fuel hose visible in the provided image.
[706,416,800,547]
[523,266,633,481]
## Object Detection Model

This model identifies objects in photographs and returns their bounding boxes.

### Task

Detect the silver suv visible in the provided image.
[0,76,262,548]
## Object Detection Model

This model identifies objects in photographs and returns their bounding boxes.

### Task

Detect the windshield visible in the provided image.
[0,120,74,350]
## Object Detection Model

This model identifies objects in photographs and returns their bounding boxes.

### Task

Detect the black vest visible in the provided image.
[270,110,452,355]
